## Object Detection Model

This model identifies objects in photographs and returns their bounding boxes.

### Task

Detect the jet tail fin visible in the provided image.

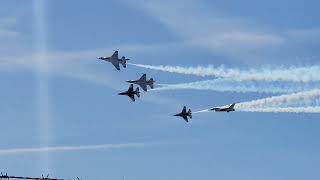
[229,103,235,109]
[121,56,129,68]
[149,78,154,89]
[188,109,192,119]
[136,87,140,98]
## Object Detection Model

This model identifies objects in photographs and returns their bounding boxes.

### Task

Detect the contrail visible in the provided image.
[194,106,320,114]
[153,79,318,94]
[129,63,320,82]
[194,89,320,113]
[236,89,320,109]
[238,107,320,113]
[0,142,169,156]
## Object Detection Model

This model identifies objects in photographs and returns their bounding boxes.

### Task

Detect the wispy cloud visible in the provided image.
[0,16,20,38]
[127,0,286,56]
[0,142,172,156]
[127,0,320,64]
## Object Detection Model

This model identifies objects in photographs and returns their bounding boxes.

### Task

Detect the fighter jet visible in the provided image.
[97,50,129,70]
[210,103,235,112]
[174,106,192,122]
[126,74,155,92]
[118,84,140,102]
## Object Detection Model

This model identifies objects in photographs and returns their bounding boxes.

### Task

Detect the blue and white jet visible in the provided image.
[126,74,155,92]
[98,50,129,70]
[210,103,236,112]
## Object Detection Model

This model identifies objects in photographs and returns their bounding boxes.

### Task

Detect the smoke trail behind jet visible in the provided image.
[129,63,320,82]
[194,89,320,114]
[236,89,320,109]
[238,107,320,113]
[153,79,318,94]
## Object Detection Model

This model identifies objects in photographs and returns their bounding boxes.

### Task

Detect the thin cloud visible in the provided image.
[0,142,173,156]
[127,0,286,54]
[127,0,320,65]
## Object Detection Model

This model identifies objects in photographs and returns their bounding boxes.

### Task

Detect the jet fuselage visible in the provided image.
[126,80,154,88]
[210,103,236,112]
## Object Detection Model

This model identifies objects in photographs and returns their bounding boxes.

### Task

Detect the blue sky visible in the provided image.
[0,0,320,180]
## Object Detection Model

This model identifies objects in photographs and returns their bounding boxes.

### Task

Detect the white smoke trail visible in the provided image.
[236,89,320,109]
[153,79,318,94]
[238,107,320,113]
[194,89,320,113]
[129,63,320,82]
[193,109,210,114]
[0,142,167,156]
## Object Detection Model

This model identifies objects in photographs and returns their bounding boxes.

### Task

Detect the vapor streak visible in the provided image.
[238,107,320,113]
[236,89,320,109]
[154,79,317,94]
[0,142,164,156]
[193,89,320,114]
[129,63,320,82]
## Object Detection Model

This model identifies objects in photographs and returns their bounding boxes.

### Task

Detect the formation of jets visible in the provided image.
[100,50,236,123]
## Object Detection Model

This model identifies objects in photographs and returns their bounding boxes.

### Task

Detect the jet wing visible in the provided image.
[128,94,135,102]
[111,51,119,59]
[183,116,189,122]
[140,84,148,92]
[112,61,120,70]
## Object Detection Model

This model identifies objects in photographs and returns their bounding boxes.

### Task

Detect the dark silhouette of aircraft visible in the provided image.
[174,106,192,122]
[118,84,140,102]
